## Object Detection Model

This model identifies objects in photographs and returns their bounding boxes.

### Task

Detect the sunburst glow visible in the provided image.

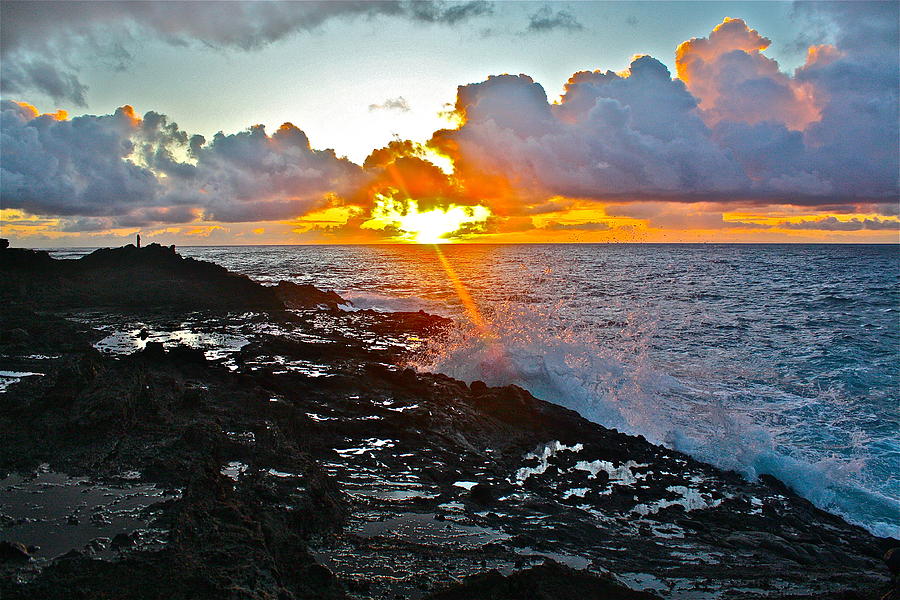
[362,195,491,244]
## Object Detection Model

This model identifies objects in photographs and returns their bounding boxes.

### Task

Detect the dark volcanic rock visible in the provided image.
[424,561,660,599]
[273,280,347,309]
[468,483,494,505]
[0,243,285,310]
[886,547,900,577]
[0,542,30,563]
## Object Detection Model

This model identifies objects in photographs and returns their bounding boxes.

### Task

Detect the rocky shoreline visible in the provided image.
[0,243,897,599]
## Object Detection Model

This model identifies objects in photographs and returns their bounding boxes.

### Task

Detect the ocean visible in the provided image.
[49,243,900,538]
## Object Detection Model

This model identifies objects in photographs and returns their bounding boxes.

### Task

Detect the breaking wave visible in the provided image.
[411,302,900,540]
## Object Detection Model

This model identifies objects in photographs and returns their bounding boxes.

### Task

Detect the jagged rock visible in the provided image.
[0,243,284,310]
[140,341,167,360]
[0,541,30,563]
[469,483,494,505]
[111,533,135,548]
[272,280,347,309]
[424,561,660,599]
[470,380,488,395]
[886,547,900,577]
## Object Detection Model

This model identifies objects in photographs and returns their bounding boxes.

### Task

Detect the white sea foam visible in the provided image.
[0,371,44,392]
[631,486,724,516]
[573,460,648,485]
[513,441,583,484]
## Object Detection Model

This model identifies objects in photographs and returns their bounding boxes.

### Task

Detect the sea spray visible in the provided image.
[411,300,900,539]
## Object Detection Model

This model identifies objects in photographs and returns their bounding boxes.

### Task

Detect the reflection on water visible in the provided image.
[94,326,249,359]
[0,468,176,560]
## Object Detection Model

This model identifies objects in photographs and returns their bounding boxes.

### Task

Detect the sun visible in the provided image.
[362,195,491,243]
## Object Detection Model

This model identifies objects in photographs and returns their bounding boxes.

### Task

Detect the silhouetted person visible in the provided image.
[136,233,141,248]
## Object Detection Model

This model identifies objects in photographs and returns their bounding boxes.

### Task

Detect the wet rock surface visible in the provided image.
[0,247,896,599]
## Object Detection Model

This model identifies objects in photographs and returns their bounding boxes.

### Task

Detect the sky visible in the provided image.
[1,0,898,246]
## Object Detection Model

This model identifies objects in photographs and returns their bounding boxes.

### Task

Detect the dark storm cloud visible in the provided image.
[58,217,120,233]
[56,207,198,231]
[875,203,900,217]
[1,101,161,216]
[526,6,584,33]
[163,122,364,222]
[0,1,493,105]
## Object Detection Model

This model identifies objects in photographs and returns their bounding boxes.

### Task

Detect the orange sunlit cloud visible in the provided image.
[675,17,820,130]
[13,101,68,121]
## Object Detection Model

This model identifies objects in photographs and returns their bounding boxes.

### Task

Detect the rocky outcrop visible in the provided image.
[424,562,661,599]
[0,243,344,311]
[274,280,347,309]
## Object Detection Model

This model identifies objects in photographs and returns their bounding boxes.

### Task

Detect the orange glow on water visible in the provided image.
[433,245,487,330]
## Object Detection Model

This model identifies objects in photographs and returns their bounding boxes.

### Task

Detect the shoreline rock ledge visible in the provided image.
[0,242,897,599]
[0,242,346,311]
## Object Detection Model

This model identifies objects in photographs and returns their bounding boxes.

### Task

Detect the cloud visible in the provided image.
[541,220,611,231]
[369,97,411,112]
[1,59,89,106]
[526,6,584,33]
[605,202,745,230]
[1,100,363,225]
[876,203,899,217]
[0,0,493,105]
[605,202,900,231]
[675,17,820,130]
[3,8,897,239]
[359,138,472,212]
[166,122,363,222]
[427,10,897,212]
[408,1,492,25]
[430,57,748,215]
[777,216,900,231]
[1,101,161,216]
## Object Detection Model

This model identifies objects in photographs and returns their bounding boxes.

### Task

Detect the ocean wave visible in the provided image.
[411,302,900,540]
[338,292,455,317]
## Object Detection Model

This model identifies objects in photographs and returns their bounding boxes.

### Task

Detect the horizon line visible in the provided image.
[16,241,900,249]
